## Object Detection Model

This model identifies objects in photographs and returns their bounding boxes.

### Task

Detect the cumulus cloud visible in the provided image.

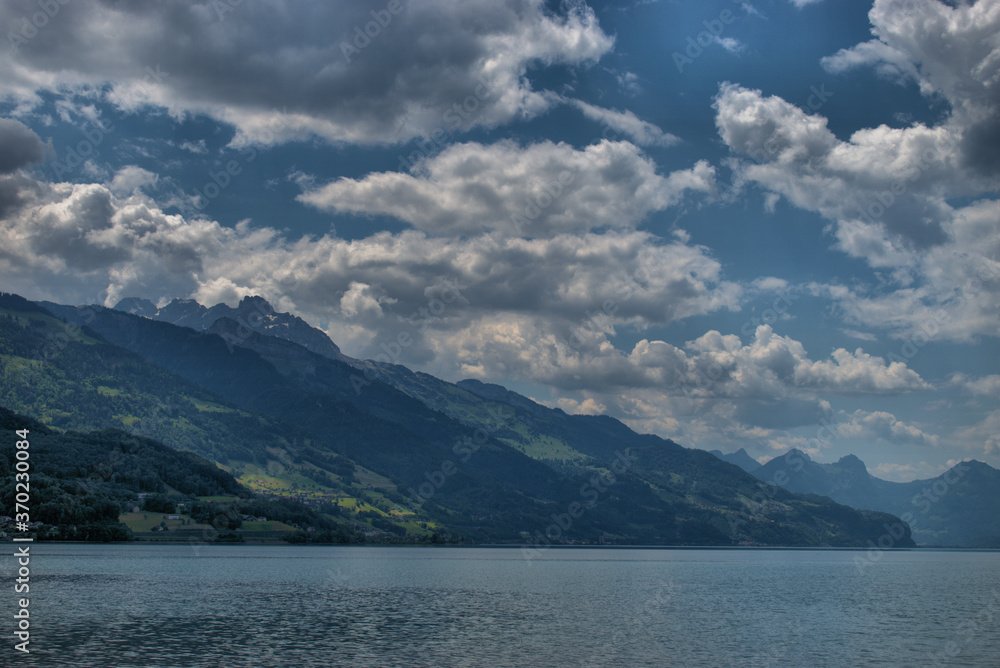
[435,321,926,402]
[299,140,715,237]
[835,409,940,447]
[109,166,159,196]
[714,0,1000,324]
[0,0,613,146]
[714,82,973,248]
[714,64,1000,342]
[0,167,935,451]
[0,169,739,360]
[822,0,1000,175]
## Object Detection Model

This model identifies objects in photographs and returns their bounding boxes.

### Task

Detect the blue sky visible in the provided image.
[1,0,998,480]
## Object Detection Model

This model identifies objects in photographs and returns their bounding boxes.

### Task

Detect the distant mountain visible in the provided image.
[709,448,762,474]
[753,449,1000,546]
[101,295,353,365]
[1,292,915,547]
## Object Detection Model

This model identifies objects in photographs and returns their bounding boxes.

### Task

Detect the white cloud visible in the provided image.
[841,329,878,342]
[871,461,940,483]
[109,166,159,196]
[299,140,715,237]
[951,409,1000,459]
[556,397,607,416]
[0,169,739,364]
[835,409,940,447]
[714,72,1000,342]
[950,373,1000,396]
[339,282,392,320]
[822,0,1000,176]
[178,139,207,155]
[565,98,680,147]
[713,36,746,55]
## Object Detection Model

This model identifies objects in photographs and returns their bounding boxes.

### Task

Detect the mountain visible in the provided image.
[1,292,916,547]
[101,295,352,364]
[754,449,1000,546]
[709,448,762,474]
[0,405,356,543]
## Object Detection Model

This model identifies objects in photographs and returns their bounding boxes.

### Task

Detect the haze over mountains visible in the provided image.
[1,291,927,548]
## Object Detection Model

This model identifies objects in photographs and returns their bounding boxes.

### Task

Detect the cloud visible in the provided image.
[0,118,45,174]
[299,140,715,237]
[178,139,207,155]
[713,37,746,55]
[713,82,974,249]
[835,409,940,447]
[0,0,614,146]
[565,99,680,147]
[0,169,739,359]
[714,75,1000,343]
[433,321,926,403]
[556,397,607,416]
[842,329,878,342]
[822,0,1000,175]
[109,166,159,196]
[871,460,942,483]
[0,168,932,452]
[950,373,1000,396]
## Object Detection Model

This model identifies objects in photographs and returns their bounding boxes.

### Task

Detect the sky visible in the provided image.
[1,0,998,481]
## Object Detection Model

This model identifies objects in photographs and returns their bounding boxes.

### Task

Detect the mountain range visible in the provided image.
[122,296,997,546]
[748,449,1000,547]
[0,290,949,547]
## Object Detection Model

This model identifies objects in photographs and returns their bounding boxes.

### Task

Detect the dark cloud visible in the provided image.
[0,0,612,145]
[960,117,1000,176]
[0,118,45,174]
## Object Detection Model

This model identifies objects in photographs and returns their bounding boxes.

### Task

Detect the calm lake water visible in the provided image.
[6,544,999,667]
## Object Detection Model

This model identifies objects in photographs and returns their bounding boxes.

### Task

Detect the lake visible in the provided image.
[7,544,999,667]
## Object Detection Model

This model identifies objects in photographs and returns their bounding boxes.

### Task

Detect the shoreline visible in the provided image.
[5,539,997,551]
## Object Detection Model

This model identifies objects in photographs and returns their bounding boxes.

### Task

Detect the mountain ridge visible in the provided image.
[2,291,917,547]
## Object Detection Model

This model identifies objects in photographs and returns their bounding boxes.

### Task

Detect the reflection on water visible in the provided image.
[11,545,1000,667]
